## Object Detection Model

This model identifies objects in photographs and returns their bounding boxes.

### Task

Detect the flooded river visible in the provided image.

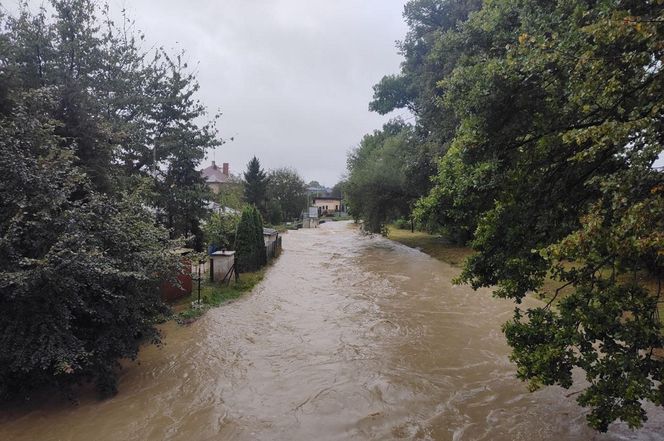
[1,221,662,440]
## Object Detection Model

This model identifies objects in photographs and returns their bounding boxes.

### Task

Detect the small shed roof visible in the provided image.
[263,228,278,236]
[210,250,235,256]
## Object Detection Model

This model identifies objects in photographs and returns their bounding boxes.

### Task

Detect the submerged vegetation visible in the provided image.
[388,225,473,268]
[175,271,266,324]
[347,0,664,431]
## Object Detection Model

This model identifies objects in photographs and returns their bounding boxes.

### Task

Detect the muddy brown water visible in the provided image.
[1,221,662,441]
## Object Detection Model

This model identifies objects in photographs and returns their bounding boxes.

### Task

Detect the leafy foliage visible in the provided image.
[266,167,307,222]
[369,0,664,430]
[212,176,245,211]
[0,88,179,399]
[0,0,218,399]
[203,211,240,251]
[345,120,423,233]
[330,180,346,199]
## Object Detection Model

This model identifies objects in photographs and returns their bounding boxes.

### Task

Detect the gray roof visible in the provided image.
[200,162,230,184]
[312,195,341,202]
[263,228,278,236]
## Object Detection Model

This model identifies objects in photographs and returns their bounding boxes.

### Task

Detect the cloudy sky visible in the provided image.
[114,0,409,186]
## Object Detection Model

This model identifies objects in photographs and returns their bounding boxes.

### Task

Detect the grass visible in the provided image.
[387,224,474,267]
[172,270,265,324]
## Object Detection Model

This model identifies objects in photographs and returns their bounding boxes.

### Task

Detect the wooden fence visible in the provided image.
[266,236,282,260]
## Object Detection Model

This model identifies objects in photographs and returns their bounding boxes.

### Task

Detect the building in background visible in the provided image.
[200,161,231,193]
[312,195,345,217]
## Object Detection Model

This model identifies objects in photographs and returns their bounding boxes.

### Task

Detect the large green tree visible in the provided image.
[0,87,179,399]
[266,167,307,222]
[345,120,422,233]
[0,0,219,398]
[371,0,664,431]
[150,54,219,250]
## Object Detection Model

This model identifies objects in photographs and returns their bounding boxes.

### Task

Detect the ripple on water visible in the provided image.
[0,221,662,441]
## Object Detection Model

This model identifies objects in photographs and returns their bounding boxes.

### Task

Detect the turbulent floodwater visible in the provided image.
[1,221,663,441]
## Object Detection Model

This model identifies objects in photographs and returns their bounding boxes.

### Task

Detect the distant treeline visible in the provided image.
[345,0,663,432]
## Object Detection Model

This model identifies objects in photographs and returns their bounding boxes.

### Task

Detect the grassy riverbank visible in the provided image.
[387,225,588,303]
[387,225,663,320]
[172,270,265,324]
[387,225,474,267]
[386,222,597,321]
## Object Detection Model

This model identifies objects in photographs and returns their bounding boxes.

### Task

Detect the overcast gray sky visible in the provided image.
[117,0,409,186]
[6,0,408,185]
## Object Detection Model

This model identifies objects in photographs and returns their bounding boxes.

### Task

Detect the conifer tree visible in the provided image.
[234,206,266,272]
[243,156,267,212]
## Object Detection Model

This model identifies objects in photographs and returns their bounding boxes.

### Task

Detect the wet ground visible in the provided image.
[1,221,662,440]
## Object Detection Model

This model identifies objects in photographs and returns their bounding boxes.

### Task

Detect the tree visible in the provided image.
[252,206,267,267]
[0,0,219,399]
[330,180,346,199]
[4,1,220,248]
[265,199,283,225]
[234,206,266,272]
[266,167,307,221]
[0,87,179,399]
[376,0,664,431]
[203,211,240,251]
[213,175,245,211]
[150,54,220,251]
[243,156,267,211]
[345,120,420,233]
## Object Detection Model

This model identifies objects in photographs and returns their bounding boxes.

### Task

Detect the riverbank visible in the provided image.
[387,225,664,321]
[387,225,474,268]
[386,225,600,302]
[172,270,266,324]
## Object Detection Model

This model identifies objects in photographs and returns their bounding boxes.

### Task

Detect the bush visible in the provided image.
[394,218,409,229]
[234,206,267,272]
[204,211,240,251]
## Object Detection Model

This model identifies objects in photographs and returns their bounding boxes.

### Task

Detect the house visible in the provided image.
[200,161,231,194]
[312,195,345,216]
